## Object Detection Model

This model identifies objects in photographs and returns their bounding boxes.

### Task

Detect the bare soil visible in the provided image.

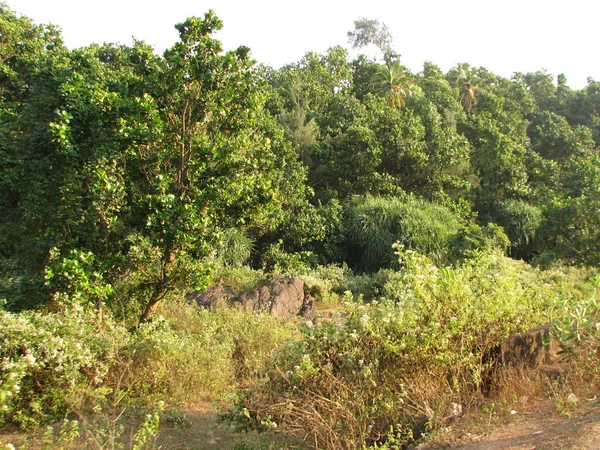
[418,397,600,450]
[2,397,600,449]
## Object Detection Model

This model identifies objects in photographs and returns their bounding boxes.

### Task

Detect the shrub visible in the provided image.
[0,295,296,431]
[493,199,543,260]
[290,264,350,303]
[449,222,510,260]
[0,300,129,429]
[345,195,461,272]
[552,274,600,382]
[230,247,566,449]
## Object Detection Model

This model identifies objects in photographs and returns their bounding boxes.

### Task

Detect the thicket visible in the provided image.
[227,249,596,449]
[0,297,296,432]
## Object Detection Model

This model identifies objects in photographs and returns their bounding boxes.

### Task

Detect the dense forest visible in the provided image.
[1,5,599,449]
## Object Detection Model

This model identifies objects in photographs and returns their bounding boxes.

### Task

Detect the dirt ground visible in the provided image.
[0,401,297,450]
[419,397,600,450]
[156,398,600,450]
[2,397,599,449]
[154,402,298,450]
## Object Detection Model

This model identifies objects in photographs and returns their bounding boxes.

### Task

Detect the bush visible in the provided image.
[493,199,544,260]
[0,300,129,429]
[552,274,600,382]
[449,222,510,260]
[290,264,350,303]
[155,300,297,393]
[230,247,567,449]
[0,296,296,431]
[345,195,461,272]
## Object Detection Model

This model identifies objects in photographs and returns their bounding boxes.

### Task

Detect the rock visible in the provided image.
[238,285,271,313]
[299,295,317,324]
[187,275,313,322]
[269,275,305,320]
[186,282,233,310]
[500,323,561,367]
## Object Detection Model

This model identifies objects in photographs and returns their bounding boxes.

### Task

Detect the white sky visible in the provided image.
[6,0,599,89]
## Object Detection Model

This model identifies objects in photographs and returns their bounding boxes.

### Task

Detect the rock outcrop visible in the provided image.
[187,275,316,323]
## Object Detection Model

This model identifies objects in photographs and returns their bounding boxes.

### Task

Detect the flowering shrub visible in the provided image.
[0,301,128,429]
[0,296,295,431]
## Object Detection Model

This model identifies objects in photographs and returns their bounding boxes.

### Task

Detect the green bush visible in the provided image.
[0,300,129,429]
[493,199,544,260]
[449,222,510,260]
[231,247,567,449]
[542,195,600,266]
[290,264,350,303]
[552,274,600,380]
[0,296,296,431]
[345,195,461,272]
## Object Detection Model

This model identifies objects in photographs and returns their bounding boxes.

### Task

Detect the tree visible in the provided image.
[347,18,398,62]
[373,61,413,108]
[0,5,66,304]
[131,13,307,321]
[2,11,307,322]
[451,63,483,113]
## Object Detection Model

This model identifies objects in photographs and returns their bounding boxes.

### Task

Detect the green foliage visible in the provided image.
[292,264,350,303]
[3,7,600,449]
[552,274,600,380]
[373,61,413,108]
[0,10,311,323]
[450,63,485,113]
[449,222,510,260]
[215,228,254,268]
[345,195,461,271]
[542,192,600,266]
[0,297,295,431]
[493,199,544,260]
[231,248,563,449]
[0,301,129,429]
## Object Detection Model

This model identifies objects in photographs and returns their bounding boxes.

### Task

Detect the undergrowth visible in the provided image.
[0,296,295,437]
[223,247,594,449]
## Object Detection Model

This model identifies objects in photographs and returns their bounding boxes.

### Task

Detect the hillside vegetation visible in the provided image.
[1,5,599,449]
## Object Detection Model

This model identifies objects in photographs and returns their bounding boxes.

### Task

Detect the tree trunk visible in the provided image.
[138,250,175,324]
[139,293,162,323]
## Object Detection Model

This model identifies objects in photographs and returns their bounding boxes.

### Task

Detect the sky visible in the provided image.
[6,0,599,89]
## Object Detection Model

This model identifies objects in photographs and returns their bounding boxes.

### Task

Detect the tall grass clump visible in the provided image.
[229,246,569,449]
[345,195,461,272]
[215,228,255,268]
[493,199,544,260]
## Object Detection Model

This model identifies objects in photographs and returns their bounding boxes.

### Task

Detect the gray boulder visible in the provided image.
[187,275,314,321]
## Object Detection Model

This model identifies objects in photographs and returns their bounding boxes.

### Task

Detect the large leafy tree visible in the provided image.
[0,5,65,303]
[133,13,294,321]
[3,11,307,322]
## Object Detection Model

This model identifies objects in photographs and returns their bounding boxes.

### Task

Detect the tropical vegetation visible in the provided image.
[1,4,599,449]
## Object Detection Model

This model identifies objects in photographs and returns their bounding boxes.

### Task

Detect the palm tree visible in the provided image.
[374,61,413,108]
[452,63,483,113]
